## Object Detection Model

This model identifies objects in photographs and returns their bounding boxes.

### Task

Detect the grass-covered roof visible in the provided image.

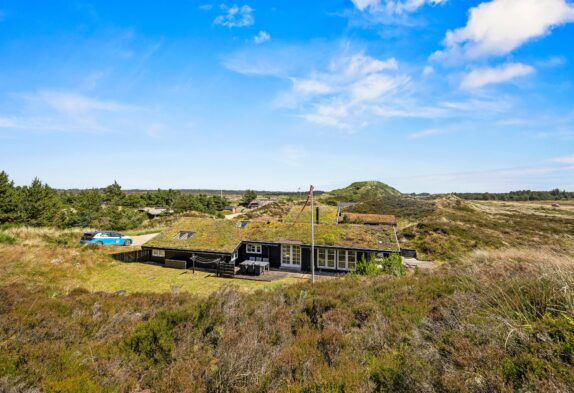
[144,217,399,253]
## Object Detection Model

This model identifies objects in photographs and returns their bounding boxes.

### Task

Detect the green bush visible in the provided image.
[0,232,16,244]
[380,254,406,277]
[123,310,194,366]
[355,254,379,276]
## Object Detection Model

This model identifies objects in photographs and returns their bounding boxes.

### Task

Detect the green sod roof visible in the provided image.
[144,217,399,253]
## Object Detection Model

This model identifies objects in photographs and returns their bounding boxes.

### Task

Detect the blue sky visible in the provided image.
[0,0,573,192]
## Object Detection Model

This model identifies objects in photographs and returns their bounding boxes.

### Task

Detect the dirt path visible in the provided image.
[403,257,435,270]
[130,233,159,246]
[225,213,244,220]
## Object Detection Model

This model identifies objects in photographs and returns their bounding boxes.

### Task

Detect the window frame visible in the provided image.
[317,248,336,269]
[152,249,165,258]
[246,243,262,254]
[335,250,358,271]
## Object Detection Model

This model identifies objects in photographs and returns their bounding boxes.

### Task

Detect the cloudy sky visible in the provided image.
[0,0,573,192]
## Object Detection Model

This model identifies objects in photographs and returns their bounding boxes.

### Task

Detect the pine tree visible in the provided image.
[20,178,62,226]
[103,181,125,204]
[0,171,21,224]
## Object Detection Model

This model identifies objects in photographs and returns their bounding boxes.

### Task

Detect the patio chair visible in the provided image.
[256,257,262,262]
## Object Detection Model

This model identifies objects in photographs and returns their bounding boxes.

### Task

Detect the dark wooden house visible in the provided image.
[142,217,401,273]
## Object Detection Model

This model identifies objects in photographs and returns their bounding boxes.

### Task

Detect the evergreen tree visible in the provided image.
[241,189,257,205]
[0,171,21,224]
[20,178,62,226]
[103,181,124,204]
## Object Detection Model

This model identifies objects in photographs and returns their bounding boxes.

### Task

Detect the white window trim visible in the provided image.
[281,245,301,266]
[336,250,358,271]
[152,249,165,257]
[246,243,262,254]
[317,248,335,269]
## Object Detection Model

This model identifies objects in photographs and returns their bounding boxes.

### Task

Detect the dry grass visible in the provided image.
[0,227,305,296]
[1,246,572,391]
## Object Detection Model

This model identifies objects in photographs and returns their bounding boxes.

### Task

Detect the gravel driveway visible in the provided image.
[130,233,159,246]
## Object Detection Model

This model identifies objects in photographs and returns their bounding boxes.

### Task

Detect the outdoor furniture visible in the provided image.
[238,260,270,276]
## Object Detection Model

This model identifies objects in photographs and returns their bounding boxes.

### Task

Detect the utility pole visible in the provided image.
[310,185,315,285]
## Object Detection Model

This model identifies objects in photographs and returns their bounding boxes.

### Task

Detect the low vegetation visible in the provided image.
[397,198,574,261]
[1,178,573,391]
[322,181,401,204]
[0,227,303,296]
[455,188,573,201]
[0,247,571,392]
[347,194,436,219]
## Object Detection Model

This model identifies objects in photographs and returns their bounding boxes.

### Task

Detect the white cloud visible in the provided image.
[350,73,409,102]
[277,53,408,128]
[342,55,398,76]
[0,90,138,134]
[408,128,446,139]
[214,4,254,28]
[292,78,334,95]
[24,90,131,115]
[351,0,447,14]
[422,65,435,77]
[301,103,353,129]
[433,0,574,61]
[553,155,574,163]
[460,62,535,89]
[199,4,213,11]
[351,0,380,11]
[253,30,271,44]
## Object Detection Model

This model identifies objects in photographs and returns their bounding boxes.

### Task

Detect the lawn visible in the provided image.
[79,261,303,295]
[0,227,305,296]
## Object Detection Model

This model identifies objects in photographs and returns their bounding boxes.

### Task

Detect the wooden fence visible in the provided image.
[111,249,151,263]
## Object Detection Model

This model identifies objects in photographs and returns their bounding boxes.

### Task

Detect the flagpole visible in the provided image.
[310,185,315,285]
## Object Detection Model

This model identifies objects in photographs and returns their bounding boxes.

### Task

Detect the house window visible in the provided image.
[317,248,336,268]
[152,249,165,258]
[174,231,194,240]
[281,245,301,266]
[246,243,262,254]
[336,250,358,271]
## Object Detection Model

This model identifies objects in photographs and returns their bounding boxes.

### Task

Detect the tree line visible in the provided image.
[0,171,229,230]
[454,189,573,201]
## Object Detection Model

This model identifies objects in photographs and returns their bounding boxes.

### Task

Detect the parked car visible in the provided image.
[80,231,133,246]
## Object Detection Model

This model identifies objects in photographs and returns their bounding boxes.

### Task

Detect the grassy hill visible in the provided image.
[347,194,436,219]
[343,194,574,262]
[323,181,401,203]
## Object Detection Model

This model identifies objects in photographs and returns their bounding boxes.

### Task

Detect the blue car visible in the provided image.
[80,231,133,246]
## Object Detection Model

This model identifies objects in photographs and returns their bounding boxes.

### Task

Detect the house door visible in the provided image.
[281,245,301,269]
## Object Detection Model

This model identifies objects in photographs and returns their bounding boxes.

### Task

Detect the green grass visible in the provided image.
[322,181,401,203]
[79,261,302,295]
[284,204,339,224]
[0,240,304,296]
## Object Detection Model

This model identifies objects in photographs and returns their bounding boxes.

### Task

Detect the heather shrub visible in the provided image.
[355,253,379,276]
[379,253,405,277]
[0,232,16,244]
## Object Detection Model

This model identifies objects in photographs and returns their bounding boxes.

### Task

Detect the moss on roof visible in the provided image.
[342,213,397,225]
[144,217,399,253]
